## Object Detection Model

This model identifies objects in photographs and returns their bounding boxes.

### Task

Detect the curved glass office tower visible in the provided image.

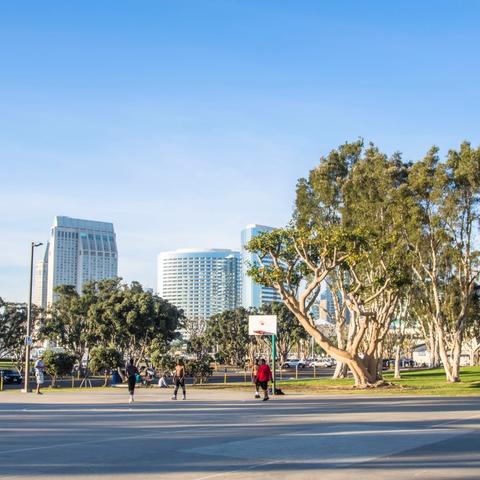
[157,249,240,321]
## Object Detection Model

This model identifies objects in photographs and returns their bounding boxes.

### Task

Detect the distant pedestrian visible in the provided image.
[172,359,186,400]
[34,355,45,395]
[145,366,155,387]
[256,359,273,402]
[125,358,139,404]
[251,359,260,398]
[159,374,169,388]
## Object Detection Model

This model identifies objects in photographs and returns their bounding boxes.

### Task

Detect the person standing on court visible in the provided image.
[171,359,186,400]
[256,358,272,402]
[126,358,139,404]
[34,355,45,395]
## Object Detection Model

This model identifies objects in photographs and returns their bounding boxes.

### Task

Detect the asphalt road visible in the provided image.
[1,389,479,479]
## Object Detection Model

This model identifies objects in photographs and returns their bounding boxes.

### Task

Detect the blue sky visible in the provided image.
[1,1,479,301]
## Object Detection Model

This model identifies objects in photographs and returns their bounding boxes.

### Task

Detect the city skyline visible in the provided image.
[33,216,118,307]
[157,248,241,321]
[1,1,480,302]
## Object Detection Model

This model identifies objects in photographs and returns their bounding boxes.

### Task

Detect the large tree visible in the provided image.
[39,279,183,365]
[248,142,410,386]
[403,143,480,382]
[83,279,183,361]
[38,285,88,360]
[0,298,42,371]
[204,308,252,367]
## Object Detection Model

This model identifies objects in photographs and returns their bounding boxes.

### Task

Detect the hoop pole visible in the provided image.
[271,334,276,394]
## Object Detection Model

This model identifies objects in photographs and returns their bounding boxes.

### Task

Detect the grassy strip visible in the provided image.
[274,367,480,396]
[195,367,480,396]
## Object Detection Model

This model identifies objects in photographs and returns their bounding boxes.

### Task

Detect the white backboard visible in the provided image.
[248,315,277,336]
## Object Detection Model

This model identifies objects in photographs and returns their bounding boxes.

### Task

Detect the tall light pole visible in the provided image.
[23,241,43,393]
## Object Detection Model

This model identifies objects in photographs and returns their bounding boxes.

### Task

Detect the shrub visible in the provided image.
[43,350,76,387]
[185,355,214,384]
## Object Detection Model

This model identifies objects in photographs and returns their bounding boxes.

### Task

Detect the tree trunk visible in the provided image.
[394,344,401,379]
[449,333,463,383]
[347,357,373,387]
[437,327,457,382]
[332,362,348,379]
[363,354,382,383]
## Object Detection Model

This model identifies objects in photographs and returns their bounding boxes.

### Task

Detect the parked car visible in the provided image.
[282,359,306,369]
[309,358,336,368]
[0,369,23,385]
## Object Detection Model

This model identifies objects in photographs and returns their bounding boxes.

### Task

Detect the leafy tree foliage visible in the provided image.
[248,140,480,385]
[402,143,480,381]
[89,346,122,374]
[38,285,87,360]
[43,350,76,387]
[185,356,214,384]
[248,141,411,386]
[150,352,176,375]
[38,279,184,367]
[0,298,42,371]
[204,308,252,367]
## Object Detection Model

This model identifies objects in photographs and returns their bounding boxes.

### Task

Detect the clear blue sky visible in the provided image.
[1,1,479,302]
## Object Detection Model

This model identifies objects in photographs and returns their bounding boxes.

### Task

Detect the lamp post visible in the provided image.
[22,241,43,393]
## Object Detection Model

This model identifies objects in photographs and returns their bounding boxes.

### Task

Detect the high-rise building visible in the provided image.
[318,285,350,324]
[157,249,240,321]
[241,224,282,308]
[33,242,49,309]
[34,216,118,306]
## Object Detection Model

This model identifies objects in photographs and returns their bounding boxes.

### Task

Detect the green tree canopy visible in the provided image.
[204,308,252,367]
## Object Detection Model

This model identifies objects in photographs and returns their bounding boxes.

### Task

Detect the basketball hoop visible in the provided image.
[253,330,273,336]
[249,315,277,336]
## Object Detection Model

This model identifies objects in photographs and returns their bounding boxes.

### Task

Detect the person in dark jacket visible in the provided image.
[126,358,139,404]
[256,359,273,401]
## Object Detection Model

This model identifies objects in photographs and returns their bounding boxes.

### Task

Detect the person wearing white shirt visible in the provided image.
[34,356,45,395]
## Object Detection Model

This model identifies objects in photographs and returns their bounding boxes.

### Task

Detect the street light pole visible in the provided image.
[23,241,42,393]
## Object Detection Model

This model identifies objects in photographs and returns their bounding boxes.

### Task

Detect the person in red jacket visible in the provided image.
[256,358,273,402]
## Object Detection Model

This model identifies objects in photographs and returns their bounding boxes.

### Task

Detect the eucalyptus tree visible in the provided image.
[403,143,480,381]
[39,285,88,360]
[247,142,411,386]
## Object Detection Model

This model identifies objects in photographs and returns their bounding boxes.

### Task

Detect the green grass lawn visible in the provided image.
[271,367,480,396]
[194,367,480,396]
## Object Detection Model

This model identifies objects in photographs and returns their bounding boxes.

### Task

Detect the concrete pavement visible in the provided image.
[0,388,479,479]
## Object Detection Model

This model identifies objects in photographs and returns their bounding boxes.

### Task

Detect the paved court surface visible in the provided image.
[1,388,480,479]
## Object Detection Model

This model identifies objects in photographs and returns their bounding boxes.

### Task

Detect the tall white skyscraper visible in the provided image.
[241,224,282,308]
[157,249,240,321]
[33,216,118,306]
[33,243,49,309]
